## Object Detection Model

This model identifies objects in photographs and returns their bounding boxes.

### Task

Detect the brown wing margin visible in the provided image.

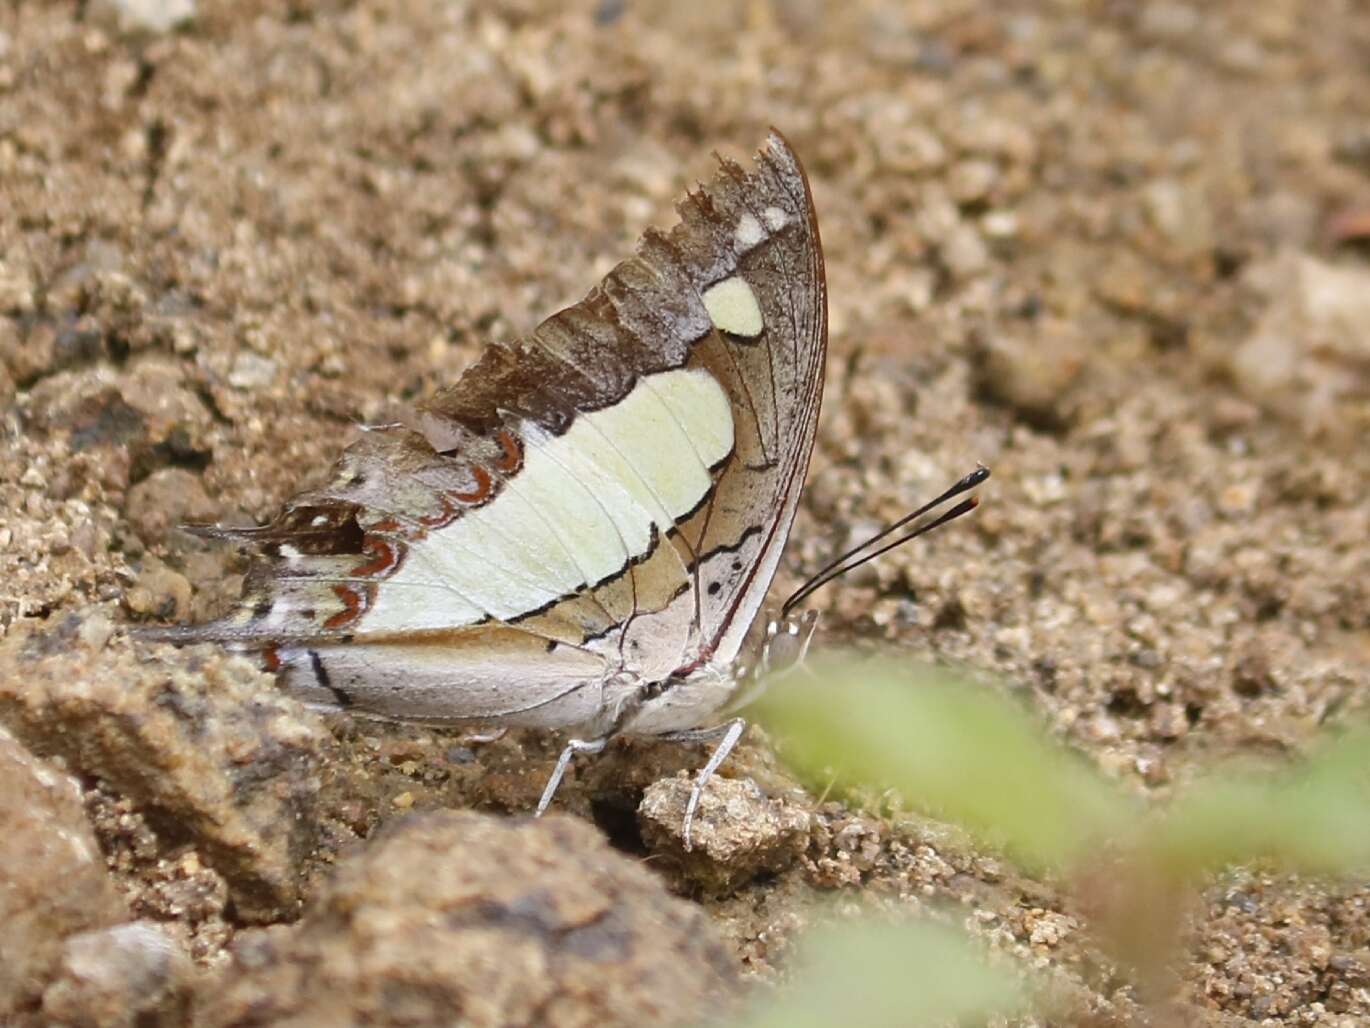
[667,129,828,671]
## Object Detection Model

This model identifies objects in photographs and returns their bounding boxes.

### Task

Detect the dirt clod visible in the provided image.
[0,725,128,1020]
[5,1,1370,1022]
[41,921,196,1028]
[0,615,329,922]
[639,775,811,898]
[195,812,738,1028]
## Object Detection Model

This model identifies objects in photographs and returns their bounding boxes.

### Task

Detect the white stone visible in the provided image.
[89,0,196,34]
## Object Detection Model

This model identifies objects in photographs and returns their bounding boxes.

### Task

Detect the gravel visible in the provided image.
[3,1,1369,1023]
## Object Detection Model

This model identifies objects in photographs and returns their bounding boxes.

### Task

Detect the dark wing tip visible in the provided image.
[760,127,804,171]
[764,126,794,152]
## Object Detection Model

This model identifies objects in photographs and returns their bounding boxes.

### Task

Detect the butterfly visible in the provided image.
[144,131,987,847]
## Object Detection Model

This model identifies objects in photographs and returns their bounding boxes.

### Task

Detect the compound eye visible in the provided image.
[764,619,806,674]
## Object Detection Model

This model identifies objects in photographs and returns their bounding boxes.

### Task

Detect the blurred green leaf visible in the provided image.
[1153,725,1370,877]
[726,917,1026,1028]
[752,656,1135,871]
[741,656,1370,1024]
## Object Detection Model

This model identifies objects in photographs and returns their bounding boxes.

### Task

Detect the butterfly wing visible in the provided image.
[656,138,827,672]
[153,131,826,727]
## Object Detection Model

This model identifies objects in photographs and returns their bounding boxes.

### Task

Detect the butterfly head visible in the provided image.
[756,608,820,680]
[720,608,819,716]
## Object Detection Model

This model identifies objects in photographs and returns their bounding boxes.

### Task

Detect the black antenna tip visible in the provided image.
[967,465,991,486]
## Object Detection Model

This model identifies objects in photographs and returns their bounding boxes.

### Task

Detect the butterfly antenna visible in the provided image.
[781,465,989,617]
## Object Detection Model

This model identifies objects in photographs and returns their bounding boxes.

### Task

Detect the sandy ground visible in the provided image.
[3,1,1370,1025]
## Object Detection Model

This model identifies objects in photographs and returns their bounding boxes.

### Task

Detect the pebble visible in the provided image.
[196,813,738,1027]
[41,921,194,1028]
[873,122,948,174]
[123,468,218,544]
[0,259,36,313]
[1141,177,1213,260]
[638,775,811,897]
[940,223,992,278]
[86,0,196,34]
[948,158,1000,206]
[973,320,1087,427]
[981,209,1020,238]
[1230,251,1370,431]
[1137,3,1201,42]
[227,353,278,390]
[124,557,192,621]
[0,614,330,923]
[0,725,128,1018]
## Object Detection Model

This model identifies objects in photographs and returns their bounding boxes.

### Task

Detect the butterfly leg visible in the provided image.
[656,717,747,851]
[534,735,610,818]
[460,727,508,744]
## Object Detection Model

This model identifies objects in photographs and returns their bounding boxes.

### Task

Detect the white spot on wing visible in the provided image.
[763,205,789,232]
[701,277,764,338]
[734,212,764,252]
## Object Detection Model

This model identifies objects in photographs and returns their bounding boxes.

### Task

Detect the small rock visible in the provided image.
[1218,36,1267,75]
[1252,190,1317,248]
[872,123,947,174]
[940,223,991,278]
[41,921,195,1028]
[0,258,36,313]
[947,158,1000,206]
[973,319,1087,428]
[1148,702,1189,741]
[638,775,811,897]
[227,353,278,390]
[124,468,218,543]
[1216,480,1259,518]
[0,725,128,1018]
[1137,3,1201,42]
[117,360,215,459]
[0,317,51,386]
[981,209,1019,239]
[23,362,212,466]
[195,813,738,1027]
[87,0,196,34]
[0,614,329,922]
[950,114,1037,164]
[43,383,148,451]
[77,610,117,650]
[124,555,192,621]
[1230,251,1370,432]
[1141,177,1214,261]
